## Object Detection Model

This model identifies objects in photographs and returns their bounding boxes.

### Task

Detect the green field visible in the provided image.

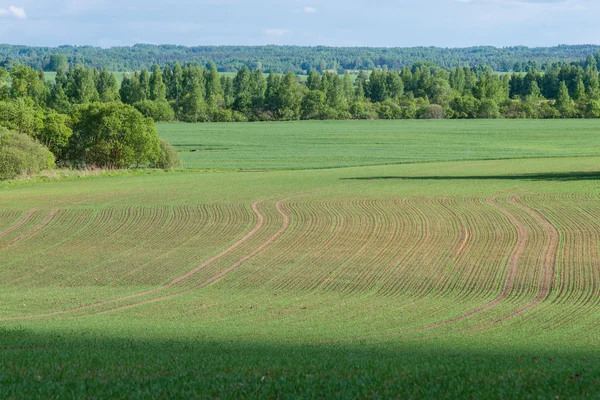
[159,119,600,170]
[2,120,600,398]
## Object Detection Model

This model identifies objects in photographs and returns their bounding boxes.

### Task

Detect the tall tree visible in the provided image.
[276,72,303,120]
[178,66,207,122]
[96,68,119,102]
[555,81,574,117]
[204,62,223,107]
[232,67,252,116]
[249,69,266,111]
[573,77,586,101]
[10,64,49,105]
[264,72,281,113]
[138,69,150,101]
[65,65,99,104]
[149,64,167,101]
[584,65,599,98]
[306,69,321,91]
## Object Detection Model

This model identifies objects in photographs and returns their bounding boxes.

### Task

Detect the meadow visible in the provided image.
[2,120,600,398]
[159,119,600,170]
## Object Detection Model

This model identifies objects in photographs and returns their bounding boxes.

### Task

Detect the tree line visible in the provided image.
[0,65,180,179]
[4,55,600,124]
[2,53,600,178]
[3,44,600,74]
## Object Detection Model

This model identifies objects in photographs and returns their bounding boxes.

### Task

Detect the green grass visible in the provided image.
[2,120,600,398]
[158,119,600,170]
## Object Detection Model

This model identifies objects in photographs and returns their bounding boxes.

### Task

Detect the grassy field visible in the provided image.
[2,120,600,398]
[158,119,600,170]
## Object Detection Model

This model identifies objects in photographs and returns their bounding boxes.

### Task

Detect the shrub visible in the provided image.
[232,111,248,122]
[68,102,161,169]
[0,128,55,180]
[212,109,233,122]
[134,100,175,122]
[477,99,500,119]
[0,98,44,136]
[349,100,377,120]
[37,110,73,154]
[586,100,600,118]
[418,104,445,119]
[375,99,403,119]
[539,102,561,119]
[451,96,480,119]
[153,139,181,169]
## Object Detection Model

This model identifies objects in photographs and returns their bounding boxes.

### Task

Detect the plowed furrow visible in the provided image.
[0,197,296,320]
[0,210,58,250]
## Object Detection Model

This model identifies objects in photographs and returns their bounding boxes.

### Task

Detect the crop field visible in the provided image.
[2,120,600,398]
[159,119,600,170]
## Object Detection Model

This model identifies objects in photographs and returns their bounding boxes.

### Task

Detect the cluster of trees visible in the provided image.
[7,54,600,124]
[4,44,600,74]
[0,65,180,179]
[3,51,600,178]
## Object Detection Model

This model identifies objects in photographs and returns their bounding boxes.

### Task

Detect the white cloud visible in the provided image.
[303,6,317,13]
[9,5,26,18]
[0,5,26,19]
[263,28,290,37]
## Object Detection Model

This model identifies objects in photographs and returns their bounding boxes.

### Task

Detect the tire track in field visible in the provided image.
[470,167,600,327]
[334,174,569,343]
[327,190,531,343]
[0,210,58,250]
[401,194,529,332]
[0,200,267,320]
[415,165,589,331]
[0,197,296,320]
[410,186,560,332]
[92,196,297,315]
[0,209,36,239]
[491,197,559,324]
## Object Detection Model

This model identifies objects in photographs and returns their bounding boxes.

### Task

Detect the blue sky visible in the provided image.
[0,0,598,48]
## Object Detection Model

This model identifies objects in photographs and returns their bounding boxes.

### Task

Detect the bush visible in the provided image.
[0,98,44,136]
[451,96,480,119]
[349,100,377,120]
[232,111,248,122]
[134,100,175,122]
[0,128,55,180]
[375,99,403,119]
[586,100,600,118]
[212,109,234,122]
[68,102,161,169]
[477,99,500,119]
[154,139,181,169]
[418,104,445,119]
[539,102,561,119]
[38,110,73,154]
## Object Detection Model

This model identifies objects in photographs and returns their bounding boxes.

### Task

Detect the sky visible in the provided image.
[0,0,598,48]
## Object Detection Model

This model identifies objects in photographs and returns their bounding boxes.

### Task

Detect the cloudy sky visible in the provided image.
[0,0,598,48]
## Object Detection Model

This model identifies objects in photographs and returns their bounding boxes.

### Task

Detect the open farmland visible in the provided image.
[159,119,600,170]
[2,120,600,398]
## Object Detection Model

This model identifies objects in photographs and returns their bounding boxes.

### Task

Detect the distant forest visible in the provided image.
[4,45,600,176]
[3,44,600,73]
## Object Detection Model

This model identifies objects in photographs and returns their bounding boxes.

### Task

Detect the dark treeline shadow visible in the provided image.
[343,171,600,182]
[0,326,598,399]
